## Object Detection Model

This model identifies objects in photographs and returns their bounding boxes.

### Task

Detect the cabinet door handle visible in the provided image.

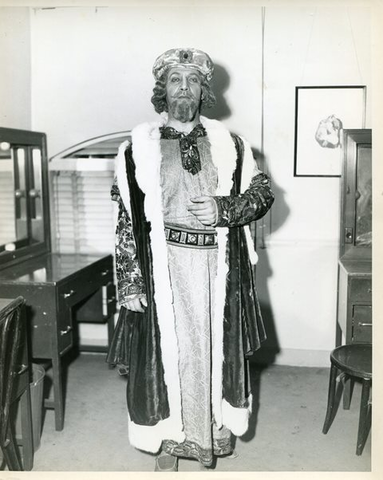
[344,227,354,244]
[16,364,28,375]
[29,188,41,198]
[101,269,109,276]
[60,326,73,336]
[15,189,25,198]
[107,296,116,304]
[62,289,75,299]
[358,322,372,327]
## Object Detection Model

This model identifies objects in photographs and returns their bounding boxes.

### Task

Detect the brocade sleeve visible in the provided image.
[213,172,274,228]
[111,179,145,306]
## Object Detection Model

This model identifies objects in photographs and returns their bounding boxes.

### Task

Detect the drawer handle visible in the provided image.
[358,322,372,327]
[60,326,73,336]
[17,364,28,375]
[101,270,109,276]
[62,289,75,299]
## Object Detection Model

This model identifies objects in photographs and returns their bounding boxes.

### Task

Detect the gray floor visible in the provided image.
[10,352,373,472]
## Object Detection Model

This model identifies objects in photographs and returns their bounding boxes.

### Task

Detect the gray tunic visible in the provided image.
[160,137,232,466]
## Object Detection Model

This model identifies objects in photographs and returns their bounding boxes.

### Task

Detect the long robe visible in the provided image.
[107,115,274,456]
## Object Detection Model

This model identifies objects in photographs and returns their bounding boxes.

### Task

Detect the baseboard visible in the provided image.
[273,348,332,368]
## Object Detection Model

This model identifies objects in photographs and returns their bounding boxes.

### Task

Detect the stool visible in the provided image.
[322,343,372,455]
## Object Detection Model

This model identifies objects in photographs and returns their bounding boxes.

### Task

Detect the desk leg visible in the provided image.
[52,353,64,431]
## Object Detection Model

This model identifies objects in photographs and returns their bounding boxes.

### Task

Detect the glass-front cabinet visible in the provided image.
[337,129,372,348]
[0,128,51,268]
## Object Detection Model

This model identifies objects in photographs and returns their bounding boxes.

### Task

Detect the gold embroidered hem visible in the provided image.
[162,434,232,466]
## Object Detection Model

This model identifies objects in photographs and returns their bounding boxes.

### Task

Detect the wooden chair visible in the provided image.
[0,296,34,470]
[322,343,372,455]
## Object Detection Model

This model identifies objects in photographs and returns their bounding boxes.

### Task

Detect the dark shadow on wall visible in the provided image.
[252,148,290,236]
[245,146,290,367]
[202,63,231,121]
[204,61,291,370]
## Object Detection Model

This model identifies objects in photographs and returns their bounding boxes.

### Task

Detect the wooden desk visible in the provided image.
[0,253,116,431]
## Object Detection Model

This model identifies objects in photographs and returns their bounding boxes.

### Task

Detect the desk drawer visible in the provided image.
[352,305,372,343]
[56,306,74,354]
[58,259,113,309]
[350,277,372,302]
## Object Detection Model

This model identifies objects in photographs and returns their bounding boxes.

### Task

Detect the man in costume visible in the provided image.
[107,48,274,472]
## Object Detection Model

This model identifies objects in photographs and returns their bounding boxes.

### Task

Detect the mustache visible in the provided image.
[173,92,195,99]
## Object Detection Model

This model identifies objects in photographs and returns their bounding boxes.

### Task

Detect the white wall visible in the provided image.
[256,6,371,366]
[30,6,263,156]
[0,7,31,129]
[28,5,371,364]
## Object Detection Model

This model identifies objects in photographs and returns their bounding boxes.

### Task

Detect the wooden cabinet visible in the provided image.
[336,129,372,345]
[337,250,372,346]
[336,129,372,407]
[0,128,117,432]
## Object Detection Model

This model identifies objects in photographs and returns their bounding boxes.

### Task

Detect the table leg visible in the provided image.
[51,353,64,431]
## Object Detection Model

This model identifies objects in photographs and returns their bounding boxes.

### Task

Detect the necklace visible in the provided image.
[160,123,207,175]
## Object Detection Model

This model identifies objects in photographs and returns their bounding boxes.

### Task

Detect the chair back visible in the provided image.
[0,296,26,444]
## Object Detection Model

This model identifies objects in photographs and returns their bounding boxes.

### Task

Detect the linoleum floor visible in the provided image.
[25,352,372,472]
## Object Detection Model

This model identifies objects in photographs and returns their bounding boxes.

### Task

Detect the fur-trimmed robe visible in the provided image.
[113,115,273,453]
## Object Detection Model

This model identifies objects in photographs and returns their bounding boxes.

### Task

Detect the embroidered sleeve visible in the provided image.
[214,172,274,227]
[111,179,145,305]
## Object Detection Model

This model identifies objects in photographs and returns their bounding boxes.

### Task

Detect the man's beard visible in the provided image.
[169,97,199,123]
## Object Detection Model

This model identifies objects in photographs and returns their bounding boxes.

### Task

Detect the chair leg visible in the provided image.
[323,364,339,434]
[20,384,34,470]
[2,426,23,470]
[356,379,372,456]
[343,376,355,410]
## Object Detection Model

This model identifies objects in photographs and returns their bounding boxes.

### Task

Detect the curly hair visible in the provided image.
[151,72,216,114]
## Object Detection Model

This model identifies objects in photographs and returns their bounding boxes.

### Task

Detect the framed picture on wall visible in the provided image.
[293,85,367,177]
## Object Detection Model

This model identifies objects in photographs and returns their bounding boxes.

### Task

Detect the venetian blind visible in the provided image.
[50,163,116,255]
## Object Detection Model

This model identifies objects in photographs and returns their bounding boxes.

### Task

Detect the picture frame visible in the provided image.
[293,86,367,177]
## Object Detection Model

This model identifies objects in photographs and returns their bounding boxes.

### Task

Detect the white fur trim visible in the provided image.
[200,117,238,429]
[222,394,253,436]
[244,225,258,265]
[127,414,184,454]
[127,120,185,450]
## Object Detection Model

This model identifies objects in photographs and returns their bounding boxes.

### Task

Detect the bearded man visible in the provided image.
[107,48,274,472]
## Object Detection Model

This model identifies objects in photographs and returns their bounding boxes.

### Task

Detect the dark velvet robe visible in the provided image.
[107,132,273,426]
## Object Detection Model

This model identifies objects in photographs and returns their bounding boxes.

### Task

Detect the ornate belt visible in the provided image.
[164,224,218,249]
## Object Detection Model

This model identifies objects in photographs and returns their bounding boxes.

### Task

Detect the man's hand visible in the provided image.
[187,196,217,226]
[124,294,147,313]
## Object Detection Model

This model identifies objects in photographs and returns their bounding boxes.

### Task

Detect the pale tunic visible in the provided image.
[160,136,232,466]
